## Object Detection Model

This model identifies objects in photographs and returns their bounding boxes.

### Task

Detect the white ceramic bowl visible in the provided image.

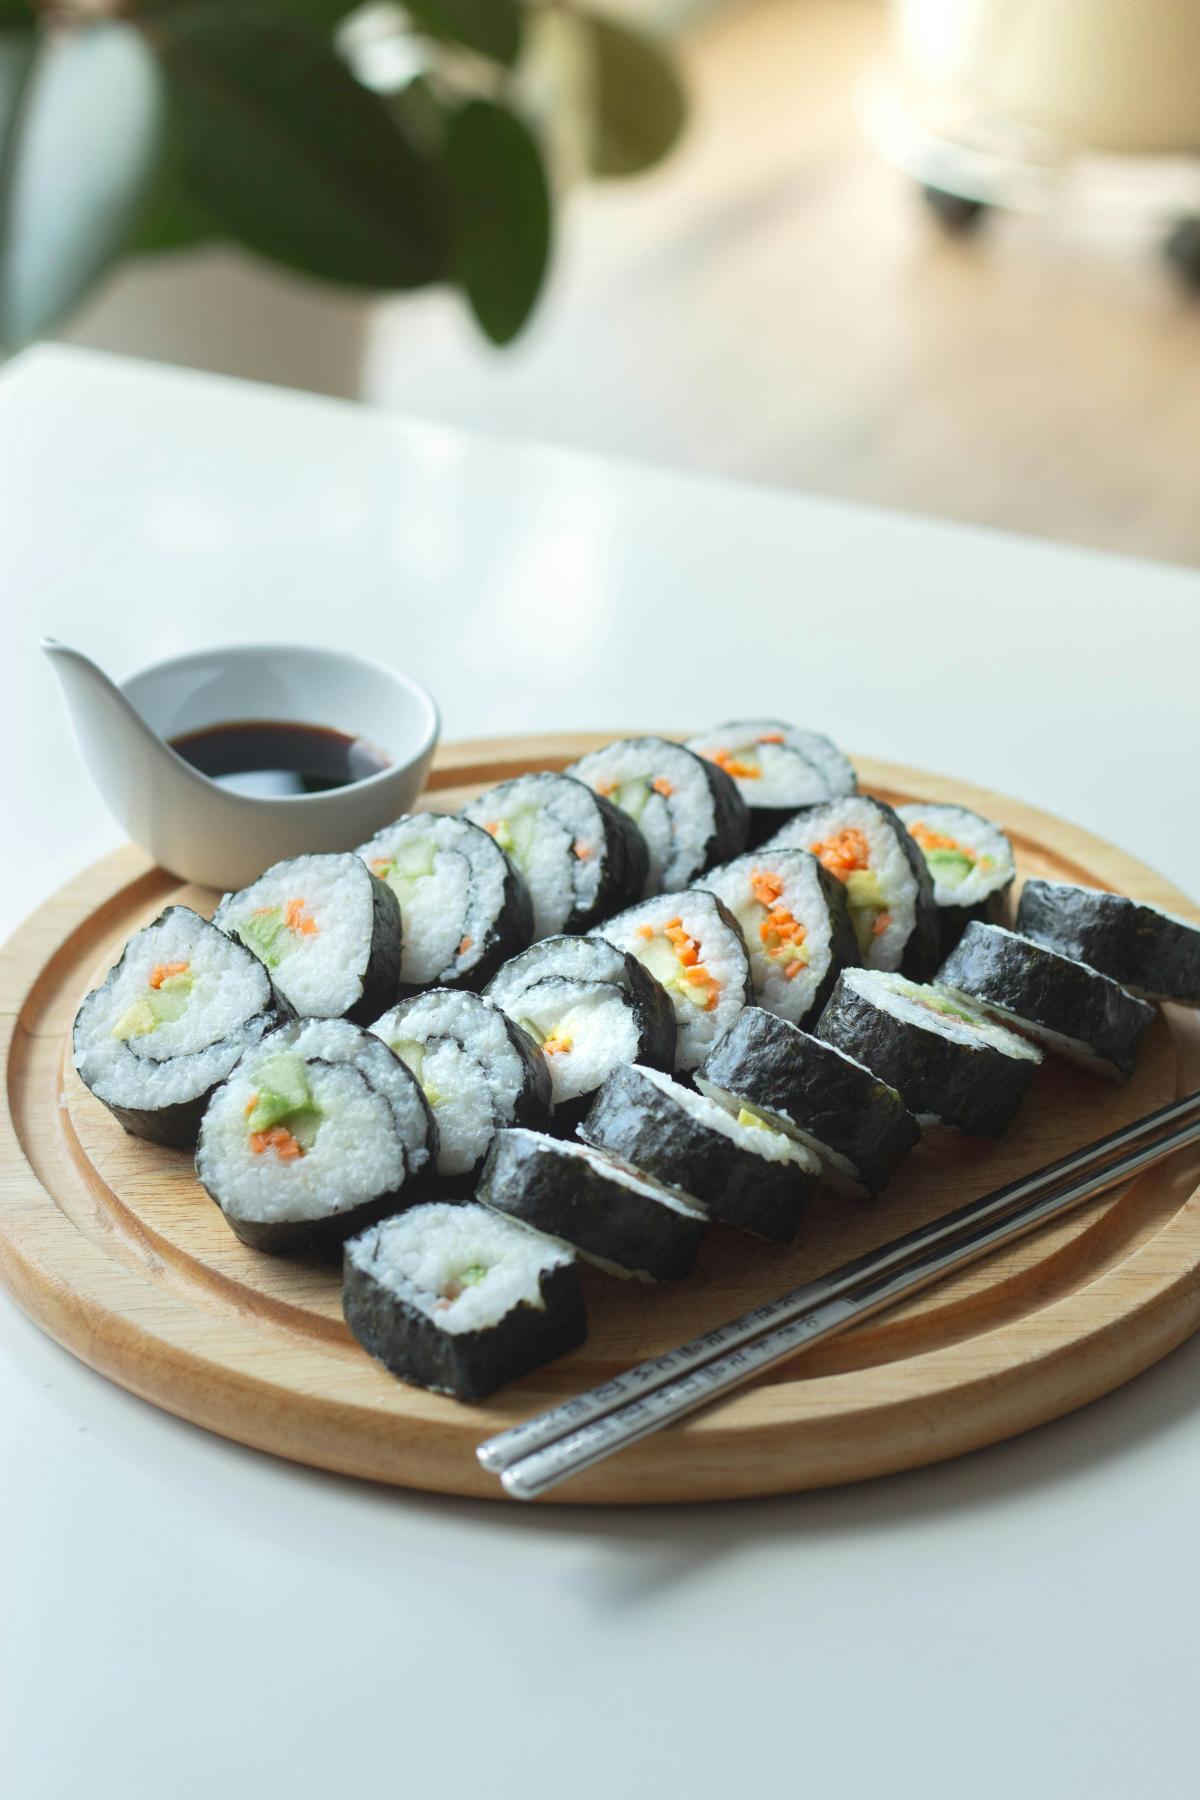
[48,640,440,891]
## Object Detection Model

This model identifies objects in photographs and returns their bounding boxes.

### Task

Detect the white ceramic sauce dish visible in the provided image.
[44,639,440,890]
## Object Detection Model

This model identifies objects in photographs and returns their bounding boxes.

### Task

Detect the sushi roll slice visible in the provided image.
[579,1063,819,1242]
[459,771,647,938]
[214,851,401,1026]
[815,967,1042,1137]
[343,1202,586,1401]
[568,736,748,896]
[768,795,940,979]
[695,1006,920,1198]
[371,988,551,1183]
[936,921,1156,1081]
[196,1018,436,1254]
[72,905,291,1148]
[1016,879,1200,1008]
[484,935,676,1129]
[358,813,533,993]
[699,848,857,1028]
[477,1128,708,1281]
[896,802,1015,955]
[600,889,752,1072]
[687,721,856,845]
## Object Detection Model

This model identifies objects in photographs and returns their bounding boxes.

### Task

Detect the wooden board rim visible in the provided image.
[2,736,1200,1504]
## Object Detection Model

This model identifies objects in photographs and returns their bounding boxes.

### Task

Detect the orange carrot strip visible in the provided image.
[636,923,655,939]
[285,898,317,936]
[652,777,674,797]
[872,911,893,937]
[784,959,804,980]
[574,840,593,860]
[458,936,473,955]
[757,732,785,745]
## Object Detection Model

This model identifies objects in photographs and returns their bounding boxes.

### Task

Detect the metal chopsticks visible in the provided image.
[477,1089,1200,1500]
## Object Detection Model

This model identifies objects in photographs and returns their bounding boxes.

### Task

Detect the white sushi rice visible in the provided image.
[461,773,604,937]
[281,1016,434,1171]
[686,722,854,808]
[602,890,748,1070]
[769,796,918,973]
[346,1202,571,1335]
[510,980,639,1103]
[198,1058,404,1225]
[896,803,1014,907]
[631,1065,820,1174]
[74,907,273,1109]
[214,853,374,1018]
[841,967,1042,1063]
[569,738,716,895]
[358,814,508,986]
[700,850,838,1027]
[372,990,530,1176]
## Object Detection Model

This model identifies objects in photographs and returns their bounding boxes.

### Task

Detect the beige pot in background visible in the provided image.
[892,0,1200,155]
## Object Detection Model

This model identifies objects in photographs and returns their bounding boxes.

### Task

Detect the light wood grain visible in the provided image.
[2,736,1199,1504]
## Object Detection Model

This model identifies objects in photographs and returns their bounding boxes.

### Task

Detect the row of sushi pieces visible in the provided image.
[71,723,1200,1403]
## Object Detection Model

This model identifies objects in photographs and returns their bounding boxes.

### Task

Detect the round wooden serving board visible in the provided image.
[3,736,1200,1505]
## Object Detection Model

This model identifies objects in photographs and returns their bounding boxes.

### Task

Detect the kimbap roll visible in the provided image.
[896,802,1015,955]
[1016,879,1200,1007]
[72,905,291,1147]
[484,935,676,1128]
[600,889,752,1071]
[371,988,551,1183]
[214,851,401,1026]
[568,736,748,896]
[196,1018,436,1253]
[478,1128,708,1281]
[936,921,1156,1081]
[358,813,533,993]
[815,967,1042,1137]
[579,1063,819,1242]
[687,721,856,845]
[460,771,648,938]
[767,795,939,979]
[343,1203,586,1401]
[699,848,857,1027]
[695,1006,920,1198]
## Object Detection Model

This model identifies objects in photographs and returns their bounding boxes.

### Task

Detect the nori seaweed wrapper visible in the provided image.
[477,1128,708,1280]
[815,973,1038,1137]
[579,1063,815,1242]
[343,1241,587,1401]
[1017,879,1200,1007]
[695,1006,920,1198]
[937,921,1155,1081]
[349,869,406,1023]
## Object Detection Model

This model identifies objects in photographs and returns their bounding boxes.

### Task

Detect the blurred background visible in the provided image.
[5,0,1200,565]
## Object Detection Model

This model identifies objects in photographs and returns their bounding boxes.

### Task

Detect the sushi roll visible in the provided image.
[478,1128,708,1281]
[767,795,940,979]
[459,771,648,938]
[343,1202,586,1401]
[484,935,676,1129]
[815,967,1042,1137]
[72,905,291,1148]
[568,736,748,896]
[214,851,401,1026]
[699,848,857,1028]
[1016,878,1200,1007]
[936,921,1156,1081]
[695,1006,920,1198]
[687,721,856,845]
[371,988,551,1183]
[358,813,533,993]
[600,889,752,1072]
[896,802,1015,955]
[579,1063,820,1242]
[196,1018,436,1254]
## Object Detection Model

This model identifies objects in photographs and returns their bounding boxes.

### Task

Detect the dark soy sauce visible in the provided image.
[169,719,392,797]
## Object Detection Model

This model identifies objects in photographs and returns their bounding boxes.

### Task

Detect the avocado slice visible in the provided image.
[615,778,651,822]
[246,1052,323,1142]
[238,909,285,969]
[925,848,973,890]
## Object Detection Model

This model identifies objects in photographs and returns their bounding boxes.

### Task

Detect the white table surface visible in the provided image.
[2,346,1200,1800]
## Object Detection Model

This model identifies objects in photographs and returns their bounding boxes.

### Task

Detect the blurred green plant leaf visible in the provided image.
[579,14,686,178]
[127,131,221,256]
[156,6,445,289]
[0,23,163,349]
[404,0,522,66]
[444,97,549,345]
[0,2,33,26]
